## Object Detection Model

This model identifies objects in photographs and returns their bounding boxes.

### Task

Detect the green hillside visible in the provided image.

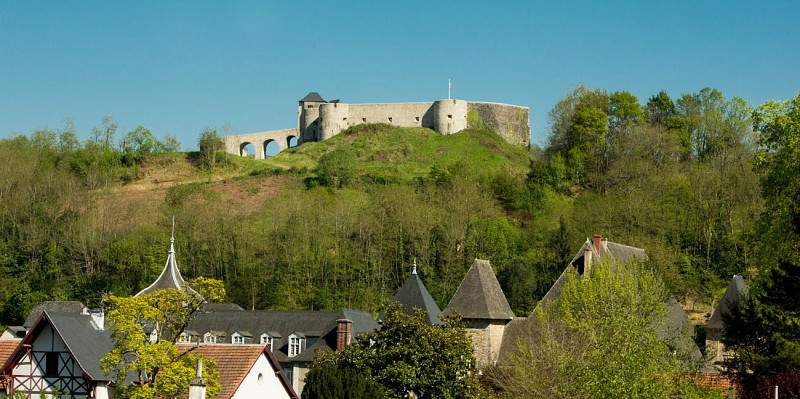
[263,124,531,183]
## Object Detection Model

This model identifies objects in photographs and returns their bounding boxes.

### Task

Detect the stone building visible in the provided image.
[223,92,530,159]
[442,259,515,370]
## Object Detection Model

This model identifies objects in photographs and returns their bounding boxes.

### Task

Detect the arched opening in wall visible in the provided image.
[263,140,281,157]
[239,142,256,158]
[287,136,298,148]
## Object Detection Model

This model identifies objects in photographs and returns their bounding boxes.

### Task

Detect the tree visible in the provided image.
[312,302,479,399]
[316,146,357,188]
[490,260,717,398]
[302,362,386,399]
[198,128,226,169]
[101,278,225,399]
[723,92,800,396]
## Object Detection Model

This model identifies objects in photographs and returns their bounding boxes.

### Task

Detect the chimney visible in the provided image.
[336,319,353,352]
[592,235,602,255]
[583,244,592,278]
[189,359,206,399]
[90,307,104,331]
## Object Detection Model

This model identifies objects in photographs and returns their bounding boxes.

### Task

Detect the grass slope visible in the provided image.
[265,124,531,184]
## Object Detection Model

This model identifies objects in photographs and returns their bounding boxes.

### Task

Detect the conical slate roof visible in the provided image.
[299,92,326,102]
[386,263,442,325]
[443,259,514,321]
[135,233,199,298]
[707,275,748,330]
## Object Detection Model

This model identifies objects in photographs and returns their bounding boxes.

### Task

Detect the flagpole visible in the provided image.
[448,79,451,99]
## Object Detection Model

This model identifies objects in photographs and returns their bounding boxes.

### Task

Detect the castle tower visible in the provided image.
[319,101,350,141]
[383,261,443,325]
[298,92,326,143]
[443,259,514,370]
[433,99,468,134]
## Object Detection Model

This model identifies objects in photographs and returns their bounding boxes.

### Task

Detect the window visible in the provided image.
[388,117,393,123]
[307,104,314,109]
[178,333,189,343]
[447,114,453,119]
[283,366,293,385]
[288,335,303,357]
[45,352,59,377]
[149,330,158,343]
[203,333,216,344]
[415,116,420,122]
[362,118,367,122]
[260,334,273,352]
[232,334,244,344]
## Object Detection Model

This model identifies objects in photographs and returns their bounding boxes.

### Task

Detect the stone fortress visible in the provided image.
[222,92,531,159]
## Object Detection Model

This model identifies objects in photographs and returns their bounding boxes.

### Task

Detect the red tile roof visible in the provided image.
[0,339,22,389]
[177,344,267,399]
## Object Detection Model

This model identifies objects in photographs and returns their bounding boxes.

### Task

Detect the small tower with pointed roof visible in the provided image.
[384,259,443,325]
[136,220,200,299]
[443,259,514,369]
[298,92,327,143]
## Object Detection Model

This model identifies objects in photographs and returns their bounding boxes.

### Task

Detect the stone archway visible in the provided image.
[287,135,298,149]
[263,139,281,158]
[239,142,256,157]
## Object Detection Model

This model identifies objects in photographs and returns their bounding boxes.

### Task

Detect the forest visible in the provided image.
[0,86,772,332]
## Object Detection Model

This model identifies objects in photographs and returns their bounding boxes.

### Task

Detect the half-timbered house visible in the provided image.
[1,310,112,399]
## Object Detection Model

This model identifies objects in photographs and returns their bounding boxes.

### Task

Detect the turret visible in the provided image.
[319,101,349,140]
[298,92,326,142]
[433,99,468,134]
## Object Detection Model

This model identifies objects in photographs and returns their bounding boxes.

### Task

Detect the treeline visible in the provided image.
[0,87,766,326]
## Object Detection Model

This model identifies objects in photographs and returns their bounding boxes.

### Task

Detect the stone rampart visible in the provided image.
[221,128,299,160]
[468,102,530,147]
[221,93,530,158]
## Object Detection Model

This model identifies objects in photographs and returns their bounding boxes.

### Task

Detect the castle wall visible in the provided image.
[346,102,434,129]
[221,128,299,160]
[468,102,530,147]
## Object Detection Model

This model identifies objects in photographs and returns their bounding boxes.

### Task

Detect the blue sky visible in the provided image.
[2,1,798,149]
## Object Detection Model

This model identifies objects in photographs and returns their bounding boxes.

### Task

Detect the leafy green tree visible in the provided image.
[321,302,478,399]
[302,362,386,399]
[198,128,226,169]
[724,92,800,395]
[121,125,161,165]
[316,146,357,188]
[491,260,717,398]
[101,278,225,399]
[646,90,676,127]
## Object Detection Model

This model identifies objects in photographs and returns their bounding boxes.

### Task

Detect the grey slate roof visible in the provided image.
[537,238,649,309]
[498,237,700,365]
[135,238,199,298]
[707,275,748,331]
[23,301,87,329]
[385,266,443,325]
[4,311,114,382]
[187,308,378,363]
[299,92,326,102]
[442,259,514,321]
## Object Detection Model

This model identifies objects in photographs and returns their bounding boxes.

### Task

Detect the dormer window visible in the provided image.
[203,332,217,344]
[149,330,158,343]
[260,333,274,352]
[178,332,190,343]
[232,332,244,344]
[288,333,304,357]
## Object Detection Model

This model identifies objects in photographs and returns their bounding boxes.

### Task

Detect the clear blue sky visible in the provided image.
[2,1,798,149]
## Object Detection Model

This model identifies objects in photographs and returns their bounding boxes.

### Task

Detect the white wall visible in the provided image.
[232,354,294,399]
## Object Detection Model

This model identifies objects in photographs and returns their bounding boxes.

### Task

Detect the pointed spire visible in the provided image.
[135,220,200,299]
[169,215,176,255]
[412,258,417,275]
